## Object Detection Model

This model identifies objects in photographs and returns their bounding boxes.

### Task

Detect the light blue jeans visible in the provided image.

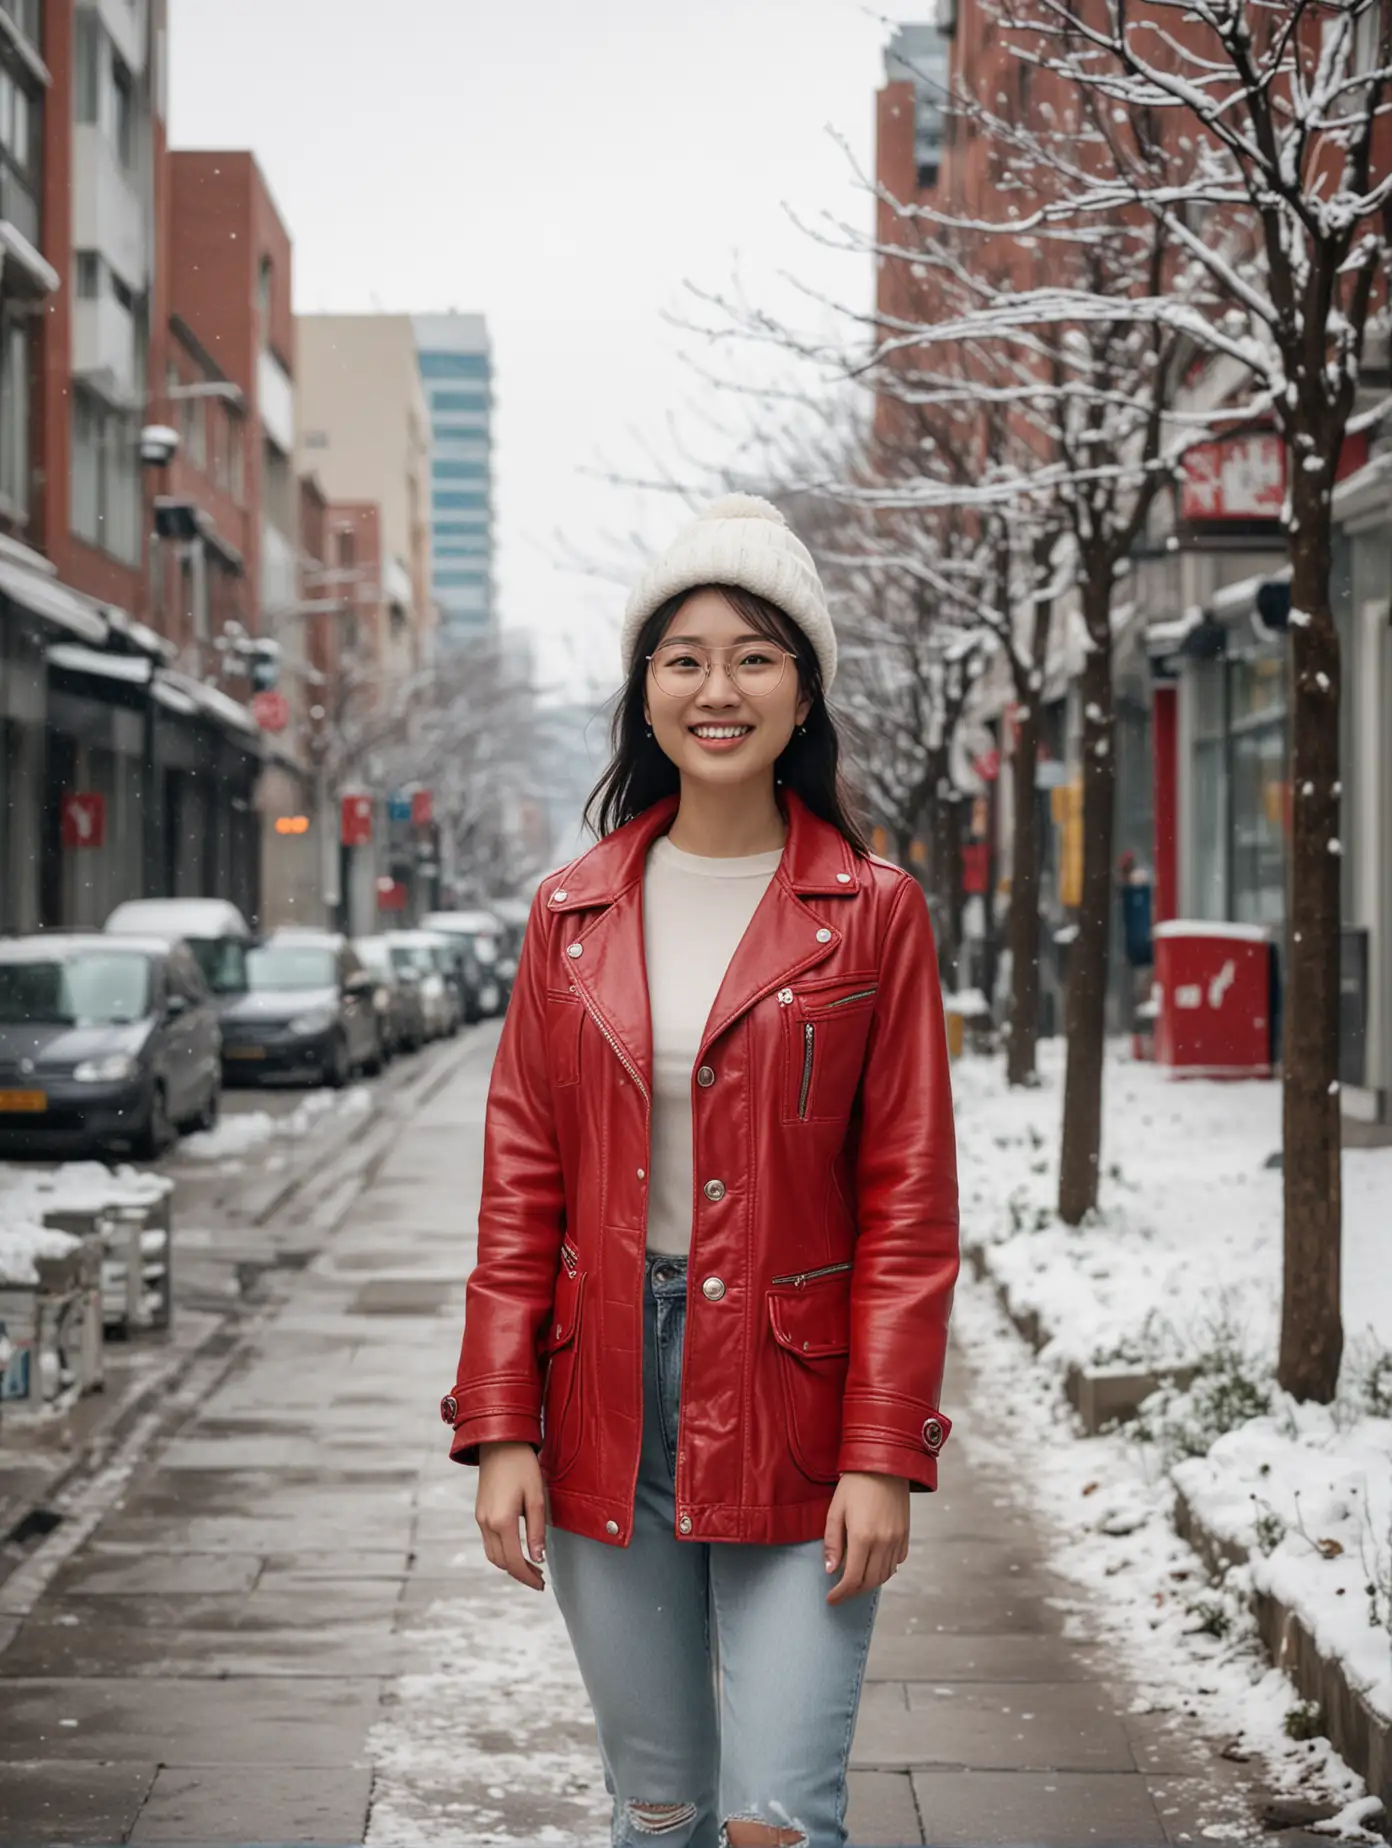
[547,1251,881,1848]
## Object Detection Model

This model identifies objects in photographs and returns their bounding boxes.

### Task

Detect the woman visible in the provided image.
[442,495,959,1848]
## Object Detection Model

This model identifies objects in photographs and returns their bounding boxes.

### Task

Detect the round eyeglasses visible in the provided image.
[646,641,798,701]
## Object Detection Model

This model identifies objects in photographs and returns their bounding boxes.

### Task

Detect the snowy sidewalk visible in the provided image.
[0,1035,1359,1845]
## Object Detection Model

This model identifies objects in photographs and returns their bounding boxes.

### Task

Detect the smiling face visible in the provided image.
[643,588,812,795]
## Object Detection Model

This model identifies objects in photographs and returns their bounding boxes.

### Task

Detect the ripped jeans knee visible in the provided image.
[719,1817,807,1847]
[626,1799,700,1837]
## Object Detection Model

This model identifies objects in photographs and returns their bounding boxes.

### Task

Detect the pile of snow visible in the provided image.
[954,1043,1391,1371]
[1173,1406,1392,1722]
[0,1160,171,1220]
[179,1084,371,1163]
[0,1221,81,1288]
[954,1038,1392,1823]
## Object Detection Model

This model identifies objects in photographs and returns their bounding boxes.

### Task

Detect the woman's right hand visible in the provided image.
[475,1441,548,1590]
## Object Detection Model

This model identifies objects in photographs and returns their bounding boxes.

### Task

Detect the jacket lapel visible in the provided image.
[699,793,863,1058]
[547,791,866,1089]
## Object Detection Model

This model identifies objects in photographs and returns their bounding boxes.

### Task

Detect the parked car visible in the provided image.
[488,898,530,999]
[419,910,506,1016]
[385,931,456,1041]
[218,931,382,1086]
[353,935,426,1056]
[105,898,252,1004]
[0,933,221,1159]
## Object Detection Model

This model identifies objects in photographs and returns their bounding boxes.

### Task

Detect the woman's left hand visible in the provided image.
[823,1471,910,1605]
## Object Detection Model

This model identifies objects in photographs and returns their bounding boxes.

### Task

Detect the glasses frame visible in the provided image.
[645,641,800,701]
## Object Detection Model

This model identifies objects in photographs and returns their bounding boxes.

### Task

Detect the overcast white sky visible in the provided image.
[168,0,913,693]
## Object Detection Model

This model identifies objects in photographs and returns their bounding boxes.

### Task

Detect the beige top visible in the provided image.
[642,834,784,1257]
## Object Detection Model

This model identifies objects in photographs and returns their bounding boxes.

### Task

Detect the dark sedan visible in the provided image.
[218,932,382,1086]
[0,935,221,1159]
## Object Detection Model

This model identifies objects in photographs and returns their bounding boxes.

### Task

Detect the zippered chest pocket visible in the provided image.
[778,980,879,1124]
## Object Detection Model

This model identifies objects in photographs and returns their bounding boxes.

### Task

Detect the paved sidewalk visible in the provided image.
[0,1040,1321,1845]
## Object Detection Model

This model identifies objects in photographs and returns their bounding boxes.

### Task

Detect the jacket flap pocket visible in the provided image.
[540,1267,584,1355]
[768,1273,851,1358]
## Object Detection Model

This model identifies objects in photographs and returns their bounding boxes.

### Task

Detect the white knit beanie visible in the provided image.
[621,493,837,694]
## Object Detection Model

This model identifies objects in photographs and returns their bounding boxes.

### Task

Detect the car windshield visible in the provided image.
[436,927,494,965]
[0,953,152,1026]
[188,937,248,995]
[245,945,337,991]
[356,943,391,975]
[390,944,434,975]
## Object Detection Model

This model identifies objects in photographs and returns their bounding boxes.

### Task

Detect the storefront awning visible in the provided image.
[0,549,109,645]
[46,644,153,685]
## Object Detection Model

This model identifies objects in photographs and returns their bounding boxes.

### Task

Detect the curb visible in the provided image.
[966,1242,1197,1432]
[1174,1489,1392,1822]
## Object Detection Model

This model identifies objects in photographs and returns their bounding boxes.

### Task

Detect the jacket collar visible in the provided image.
[544,790,862,914]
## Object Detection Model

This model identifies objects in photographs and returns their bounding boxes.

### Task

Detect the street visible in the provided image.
[0,1032,1340,1847]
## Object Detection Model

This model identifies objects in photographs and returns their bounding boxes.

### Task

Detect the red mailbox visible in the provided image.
[1153,921,1273,1079]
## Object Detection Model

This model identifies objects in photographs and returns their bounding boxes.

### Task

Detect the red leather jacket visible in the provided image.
[443,792,960,1548]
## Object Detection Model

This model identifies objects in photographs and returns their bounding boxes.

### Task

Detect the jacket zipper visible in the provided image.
[769,1259,853,1288]
[576,989,649,1103]
[818,986,878,1010]
[798,1021,815,1119]
[560,1240,579,1277]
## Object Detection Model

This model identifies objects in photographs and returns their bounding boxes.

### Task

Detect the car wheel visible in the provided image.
[134,1083,175,1161]
[327,1033,352,1090]
[196,1081,221,1134]
[363,1030,386,1077]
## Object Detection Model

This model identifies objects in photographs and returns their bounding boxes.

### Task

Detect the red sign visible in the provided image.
[377,879,408,913]
[962,841,989,896]
[411,787,433,827]
[251,690,290,733]
[341,794,374,847]
[61,791,106,850]
[1181,435,1285,523]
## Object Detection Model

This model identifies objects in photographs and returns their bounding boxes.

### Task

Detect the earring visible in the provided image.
[797,723,807,735]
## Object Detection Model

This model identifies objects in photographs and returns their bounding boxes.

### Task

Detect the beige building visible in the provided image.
[294,315,434,690]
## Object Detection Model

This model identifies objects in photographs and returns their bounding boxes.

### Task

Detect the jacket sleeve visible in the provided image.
[837,873,960,1490]
[442,882,565,1465]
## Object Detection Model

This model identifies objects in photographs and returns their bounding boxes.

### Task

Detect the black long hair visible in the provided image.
[584,584,870,854]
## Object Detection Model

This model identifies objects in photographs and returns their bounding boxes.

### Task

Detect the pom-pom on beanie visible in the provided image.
[620,493,837,694]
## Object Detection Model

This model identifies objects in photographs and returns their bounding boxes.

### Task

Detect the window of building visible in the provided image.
[76,252,101,299]
[71,386,140,564]
[179,389,206,473]
[435,570,488,589]
[432,520,488,540]
[112,55,134,167]
[1190,658,1228,920]
[1228,651,1287,927]
[432,489,487,512]
[432,458,487,481]
[257,256,273,342]
[430,390,489,414]
[436,545,490,559]
[261,435,294,536]
[0,311,29,516]
[419,352,489,381]
[75,10,101,122]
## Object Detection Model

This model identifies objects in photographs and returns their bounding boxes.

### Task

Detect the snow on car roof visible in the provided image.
[105,898,250,939]
[0,932,167,961]
[420,910,500,933]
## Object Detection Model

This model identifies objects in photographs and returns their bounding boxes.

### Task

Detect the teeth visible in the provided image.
[692,726,751,739]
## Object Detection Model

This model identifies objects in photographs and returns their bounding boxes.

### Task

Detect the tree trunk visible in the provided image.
[1278,485,1343,1403]
[1058,587,1115,1225]
[942,791,965,994]
[1006,696,1044,1085]
[1006,590,1053,1087]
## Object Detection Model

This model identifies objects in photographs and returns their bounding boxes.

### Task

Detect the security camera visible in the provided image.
[139,424,181,467]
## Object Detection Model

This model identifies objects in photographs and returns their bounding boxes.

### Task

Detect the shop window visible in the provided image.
[71,385,141,564]
[0,311,29,517]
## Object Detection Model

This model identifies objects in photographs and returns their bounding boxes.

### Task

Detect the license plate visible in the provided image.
[0,1089,47,1112]
[224,1047,266,1060]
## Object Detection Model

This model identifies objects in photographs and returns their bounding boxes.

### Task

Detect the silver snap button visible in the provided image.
[636,1167,645,1180]
[703,1178,726,1202]
[552,889,568,903]
[836,872,851,884]
[605,1519,619,1535]
[696,1065,715,1087]
[566,943,583,958]
[701,1276,725,1301]
[815,928,832,944]
[922,1417,945,1452]
[678,1514,692,1534]
[554,1321,564,1338]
